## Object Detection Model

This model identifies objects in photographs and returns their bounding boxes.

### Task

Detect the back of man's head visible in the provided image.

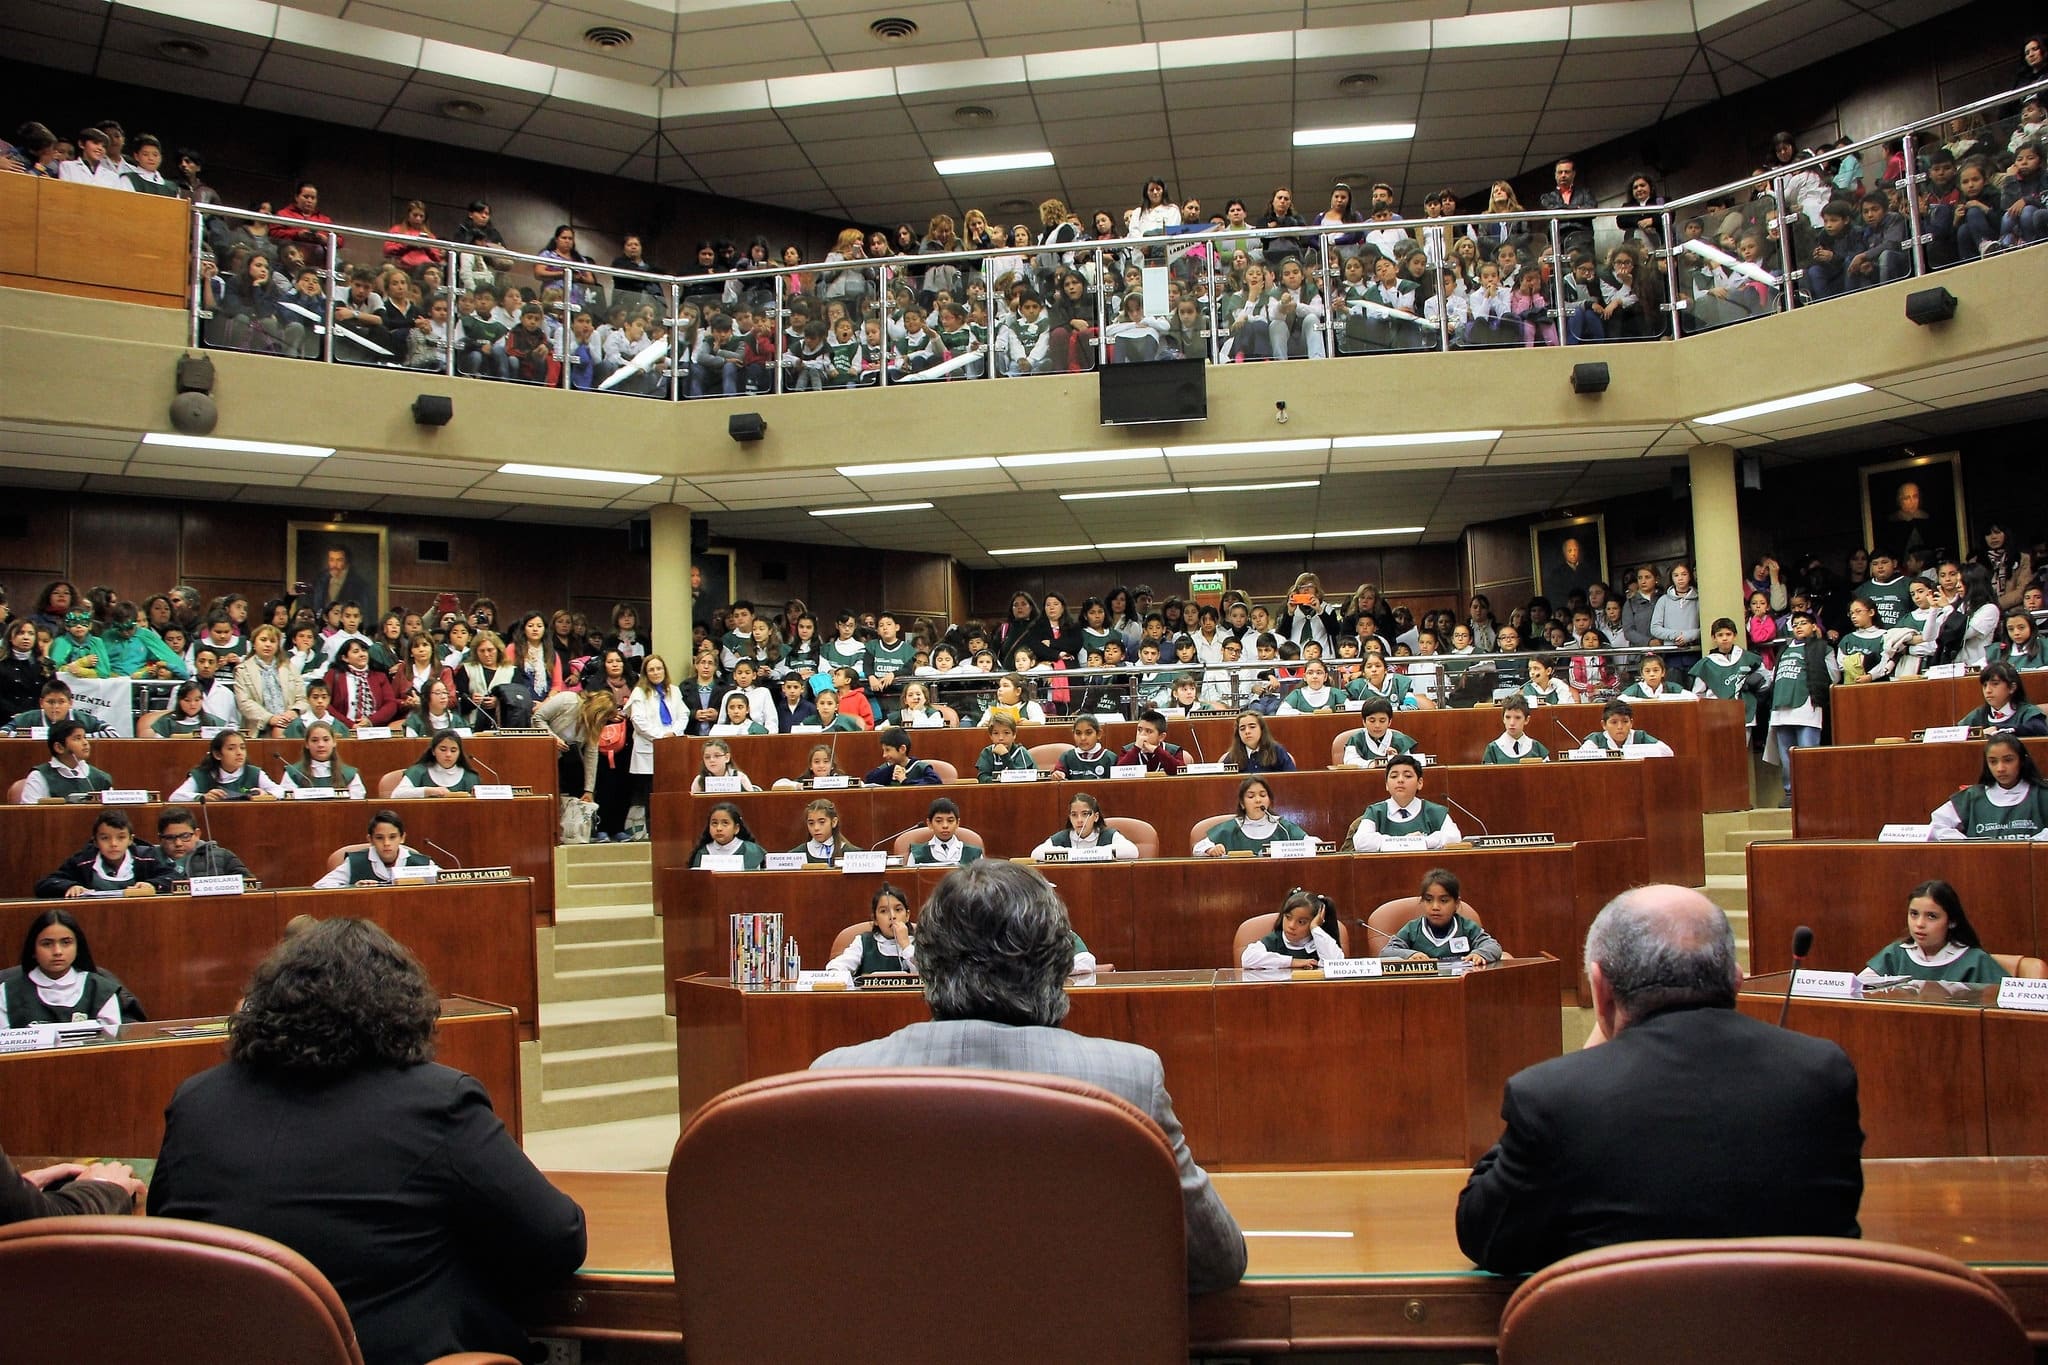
[1584,885,1738,1028]
[917,860,1075,1028]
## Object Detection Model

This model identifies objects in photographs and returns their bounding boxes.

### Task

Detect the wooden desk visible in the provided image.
[0,881,540,1040]
[0,734,560,800]
[649,698,1749,812]
[0,172,190,306]
[658,847,1588,1003]
[1831,676,1984,747]
[1745,840,2042,975]
[3,797,559,923]
[1738,974,2048,1158]
[1790,739,2048,839]
[533,1157,2048,1350]
[674,959,1563,1169]
[651,758,1700,886]
[0,997,521,1156]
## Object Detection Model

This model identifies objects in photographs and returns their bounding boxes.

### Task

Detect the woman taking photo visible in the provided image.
[150,918,586,1364]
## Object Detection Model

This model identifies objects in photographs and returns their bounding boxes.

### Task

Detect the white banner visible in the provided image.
[71,676,135,737]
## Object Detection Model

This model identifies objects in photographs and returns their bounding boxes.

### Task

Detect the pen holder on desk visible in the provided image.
[729,912,786,985]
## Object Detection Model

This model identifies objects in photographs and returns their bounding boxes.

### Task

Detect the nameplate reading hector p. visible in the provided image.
[857,972,923,990]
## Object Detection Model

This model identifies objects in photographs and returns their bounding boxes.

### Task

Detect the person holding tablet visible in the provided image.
[1032,791,1140,861]
[17,719,114,802]
[1240,888,1344,968]
[1351,755,1462,851]
[1959,662,2047,736]
[1928,735,2048,840]
[1194,776,1312,856]
[315,809,439,886]
[1862,879,2009,983]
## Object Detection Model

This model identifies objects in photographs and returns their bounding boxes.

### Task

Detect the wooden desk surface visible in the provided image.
[2,797,559,923]
[673,960,1563,1169]
[650,697,1749,812]
[0,880,540,1041]
[0,997,522,1156]
[535,1157,2048,1350]
[1790,738,2048,840]
[0,734,560,801]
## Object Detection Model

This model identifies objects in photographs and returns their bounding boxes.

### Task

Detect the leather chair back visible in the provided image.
[0,1214,519,1364]
[375,769,404,797]
[892,825,984,859]
[326,842,369,872]
[918,758,959,784]
[1330,728,1364,765]
[135,709,169,736]
[1027,742,1068,771]
[1104,817,1160,858]
[1992,953,2047,979]
[1498,1237,2028,1365]
[1188,813,1236,852]
[829,921,870,959]
[1368,896,1486,950]
[5,778,25,804]
[668,1069,1188,1364]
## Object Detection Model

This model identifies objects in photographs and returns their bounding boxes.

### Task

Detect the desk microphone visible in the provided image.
[871,823,925,852]
[1439,794,1490,839]
[1188,721,1208,766]
[421,836,463,871]
[1551,715,1589,751]
[1349,918,1401,950]
[1777,925,1814,1027]
[199,799,222,878]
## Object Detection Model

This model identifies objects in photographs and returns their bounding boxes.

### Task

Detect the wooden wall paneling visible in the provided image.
[0,492,73,589]
[388,522,483,595]
[73,502,180,603]
[179,503,286,583]
[0,173,37,276]
[1464,523,1528,590]
[478,532,570,622]
[1983,1010,2048,1157]
[32,176,189,297]
[882,552,951,619]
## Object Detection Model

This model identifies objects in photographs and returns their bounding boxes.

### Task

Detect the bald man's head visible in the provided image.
[1585,885,1740,1029]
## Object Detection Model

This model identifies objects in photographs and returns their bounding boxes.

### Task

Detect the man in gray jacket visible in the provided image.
[814,859,1248,1293]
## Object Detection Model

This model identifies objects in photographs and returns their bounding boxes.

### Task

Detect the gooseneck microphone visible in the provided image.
[1439,794,1490,839]
[421,836,463,871]
[1777,924,1814,1027]
[871,823,926,852]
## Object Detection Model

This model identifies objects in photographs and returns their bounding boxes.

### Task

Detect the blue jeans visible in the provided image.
[1771,724,1821,793]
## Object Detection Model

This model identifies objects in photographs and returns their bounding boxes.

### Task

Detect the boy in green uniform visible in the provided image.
[1575,700,1675,757]
[862,728,942,786]
[7,679,115,738]
[17,719,115,801]
[1483,697,1550,763]
[910,798,983,865]
[1689,617,1768,730]
[975,713,1038,782]
[1852,552,1913,629]
[1342,697,1419,767]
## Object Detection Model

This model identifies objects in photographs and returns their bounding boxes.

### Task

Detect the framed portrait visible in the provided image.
[1530,514,1608,604]
[692,547,736,613]
[1861,452,1965,570]
[288,522,389,620]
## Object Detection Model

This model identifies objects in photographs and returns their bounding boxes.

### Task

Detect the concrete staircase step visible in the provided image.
[562,860,655,888]
[557,882,654,910]
[542,1040,677,1090]
[551,904,662,945]
[1705,849,1747,877]
[537,995,675,1049]
[540,964,667,1003]
[558,842,653,868]
[554,938,665,973]
[1704,874,1748,914]
[1723,828,1788,852]
[536,1076,679,1129]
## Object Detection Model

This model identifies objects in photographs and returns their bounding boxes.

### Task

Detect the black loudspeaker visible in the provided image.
[412,395,454,426]
[1904,286,1957,325]
[627,518,651,554]
[1740,455,1763,491]
[175,355,214,393]
[728,412,767,442]
[1099,357,1206,426]
[1570,362,1610,395]
[1670,467,1690,501]
[690,517,709,555]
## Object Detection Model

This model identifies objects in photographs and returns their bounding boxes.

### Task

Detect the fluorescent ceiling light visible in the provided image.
[1694,383,1873,427]
[810,502,933,517]
[1316,526,1425,538]
[998,448,1161,468]
[141,433,332,458]
[499,462,659,485]
[838,456,1001,476]
[1331,430,1501,449]
[1161,438,1329,458]
[934,150,1054,175]
[1292,122,1417,147]
[1061,479,1320,502]
[990,543,1098,556]
[994,522,1422,556]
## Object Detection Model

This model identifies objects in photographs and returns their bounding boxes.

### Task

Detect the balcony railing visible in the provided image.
[183,76,2046,401]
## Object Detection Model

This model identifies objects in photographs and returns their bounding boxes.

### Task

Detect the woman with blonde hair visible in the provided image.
[1467,181,1525,249]
[233,623,307,737]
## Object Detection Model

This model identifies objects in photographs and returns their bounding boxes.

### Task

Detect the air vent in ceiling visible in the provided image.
[583,25,635,50]
[157,38,210,63]
[869,16,919,41]
[1337,72,1380,94]
[439,99,488,120]
[953,104,996,125]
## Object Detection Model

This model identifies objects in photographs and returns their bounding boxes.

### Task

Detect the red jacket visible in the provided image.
[326,665,400,726]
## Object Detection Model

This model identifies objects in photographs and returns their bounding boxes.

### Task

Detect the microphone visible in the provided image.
[420,836,463,871]
[1439,793,1490,838]
[1350,918,1401,950]
[1778,925,1814,1027]
[1551,715,1588,751]
[467,749,502,784]
[871,822,925,852]
[1188,721,1207,765]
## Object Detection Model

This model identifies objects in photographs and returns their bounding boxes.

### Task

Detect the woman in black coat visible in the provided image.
[0,617,52,720]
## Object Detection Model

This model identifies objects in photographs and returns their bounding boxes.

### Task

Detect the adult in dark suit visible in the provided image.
[814,859,1248,1293]
[1456,885,1863,1275]
[150,919,585,1365]
[311,544,373,617]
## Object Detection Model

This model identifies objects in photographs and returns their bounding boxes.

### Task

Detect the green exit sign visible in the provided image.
[1188,572,1226,595]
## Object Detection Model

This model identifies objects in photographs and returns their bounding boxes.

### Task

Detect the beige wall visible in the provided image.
[1,251,2040,489]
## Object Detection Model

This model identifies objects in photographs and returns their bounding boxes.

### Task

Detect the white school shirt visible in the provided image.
[921,836,969,865]
[1929,780,2048,841]
[314,844,438,888]
[825,932,915,978]
[1352,800,1461,852]
[1241,925,1344,970]
[18,758,96,803]
[4,968,121,1026]
[1029,828,1139,862]
[1576,730,1675,759]
[393,764,471,798]
[168,765,286,802]
[1491,733,1538,759]
[283,759,368,800]
[1192,815,1282,857]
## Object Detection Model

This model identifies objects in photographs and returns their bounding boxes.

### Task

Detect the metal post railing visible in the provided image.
[875,261,890,388]
[1092,246,1107,372]
[1771,177,1801,312]
[188,211,205,348]
[1660,210,1685,341]
[321,230,338,364]
[1901,130,1927,279]
[772,272,785,396]
[1319,229,1336,360]
[1546,218,1565,347]
[667,282,682,402]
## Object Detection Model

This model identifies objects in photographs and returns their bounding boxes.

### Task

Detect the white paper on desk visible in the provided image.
[701,775,742,794]
[811,775,851,789]
[1110,764,1147,780]
[1921,725,1971,744]
[1377,834,1429,853]
[188,873,245,897]
[354,726,393,739]
[1183,761,1228,775]
[101,789,148,805]
[0,1025,59,1053]
[1065,846,1114,863]
[393,863,438,883]
[840,851,887,874]
[789,724,822,733]
[473,784,514,800]
[290,786,337,799]
[1789,969,1859,999]
[699,853,746,872]
[999,767,1039,783]
[793,970,843,992]
[1925,663,1966,680]
[1266,838,1318,859]
[199,726,225,740]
